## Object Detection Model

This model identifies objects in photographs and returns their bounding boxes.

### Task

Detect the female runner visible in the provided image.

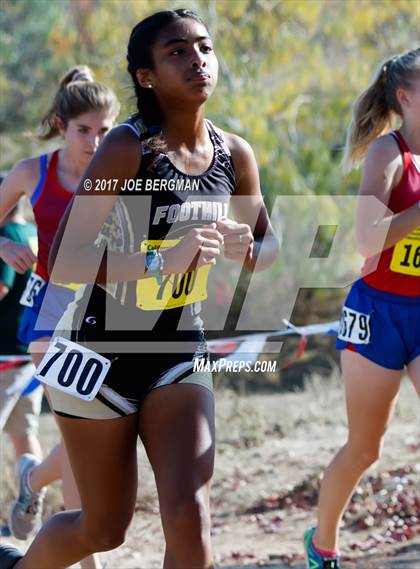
[304,48,419,569]
[0,65,119,569]
[1,9,278,569]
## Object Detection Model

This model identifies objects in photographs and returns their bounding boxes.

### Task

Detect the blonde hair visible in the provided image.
[342,48,420,173]
[39,65,120,140]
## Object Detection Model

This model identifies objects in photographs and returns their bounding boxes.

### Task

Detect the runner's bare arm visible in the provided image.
[50,127,227,282]
[49,126,147,284]
[0,159,39,271]
[356,135,420,257]
[221,132,279,270]
[0,158,40,222]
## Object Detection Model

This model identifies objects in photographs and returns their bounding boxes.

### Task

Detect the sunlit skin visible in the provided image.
[313,69,420,557]
[136,20,218,110]
[17,16,278,569]
[56,111,115,183]
[0,110,116,273]
[0,100,116,569]
[134,20,219,180]
[397,76,420,154]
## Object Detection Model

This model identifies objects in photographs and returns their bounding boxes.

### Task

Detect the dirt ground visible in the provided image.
[1,371,419,569]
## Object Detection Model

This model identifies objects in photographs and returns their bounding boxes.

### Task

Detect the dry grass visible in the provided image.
[1,370,418,568]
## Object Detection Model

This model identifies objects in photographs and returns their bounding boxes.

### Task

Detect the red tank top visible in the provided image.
[361,131,420,296]
[31,151,75,281]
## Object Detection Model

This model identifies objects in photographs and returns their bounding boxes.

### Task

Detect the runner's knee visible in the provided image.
[166,493,210,545]
[82,524,127,552]
[81,513,132,552]
[346,439,383,467]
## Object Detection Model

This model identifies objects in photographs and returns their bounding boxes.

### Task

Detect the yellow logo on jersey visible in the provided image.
[390,226,420,276]
[136,239,211,310]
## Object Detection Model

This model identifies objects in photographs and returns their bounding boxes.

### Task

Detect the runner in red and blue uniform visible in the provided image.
[0,65,119,569]
[304,48,420,569]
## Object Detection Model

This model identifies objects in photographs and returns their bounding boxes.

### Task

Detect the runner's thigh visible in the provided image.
[138,384,215,506]
[55,413,139,525]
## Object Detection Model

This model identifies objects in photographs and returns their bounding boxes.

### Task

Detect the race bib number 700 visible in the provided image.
[337,307,371,344]
[35,337,110,401]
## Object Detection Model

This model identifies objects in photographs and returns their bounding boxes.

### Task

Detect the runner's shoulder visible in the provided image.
[7,155,47,197]
[82,124,142,183]
[217,129,256,176]
[218,130,253,158]
[103,123,142,150]
[365,134,403,171]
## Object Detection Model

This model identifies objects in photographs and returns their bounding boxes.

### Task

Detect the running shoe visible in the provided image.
[0,544,23,568]
[304,527,341,569]
[8,454,46,540]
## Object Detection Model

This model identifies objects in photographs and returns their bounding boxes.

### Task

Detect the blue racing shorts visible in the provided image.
[336,279,420,370]
[18,281,75,346]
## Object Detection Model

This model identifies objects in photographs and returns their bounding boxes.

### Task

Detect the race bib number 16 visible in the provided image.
[35,337,111,401]
[390,227,420,276]
[337,307,371,344]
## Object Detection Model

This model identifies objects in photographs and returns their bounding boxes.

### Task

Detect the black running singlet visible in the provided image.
[70,115,236,338]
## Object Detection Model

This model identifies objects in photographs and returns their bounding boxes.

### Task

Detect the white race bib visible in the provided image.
[35,337,111,401]
[337,307,371,344]
[20,273,46,307]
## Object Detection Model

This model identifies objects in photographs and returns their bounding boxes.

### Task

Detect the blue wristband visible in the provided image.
[145,249,164,284]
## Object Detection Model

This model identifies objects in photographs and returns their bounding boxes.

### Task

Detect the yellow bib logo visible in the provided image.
[390,227,420,276]
[136,239,211,311]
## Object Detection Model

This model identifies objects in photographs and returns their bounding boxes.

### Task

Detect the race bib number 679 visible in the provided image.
[337,307,371,344]
[35,337,110,401]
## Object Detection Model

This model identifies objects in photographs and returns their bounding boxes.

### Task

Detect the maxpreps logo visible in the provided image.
[193,358,277,373]
[152,201,228,225]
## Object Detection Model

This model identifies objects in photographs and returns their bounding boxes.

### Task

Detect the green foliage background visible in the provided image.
[0,0,418,332]
[1,0,418,199]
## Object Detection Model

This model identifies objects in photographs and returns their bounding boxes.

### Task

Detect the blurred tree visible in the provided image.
[2,1,85,127]
[1,0,417,193]
[0,0,417,332]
